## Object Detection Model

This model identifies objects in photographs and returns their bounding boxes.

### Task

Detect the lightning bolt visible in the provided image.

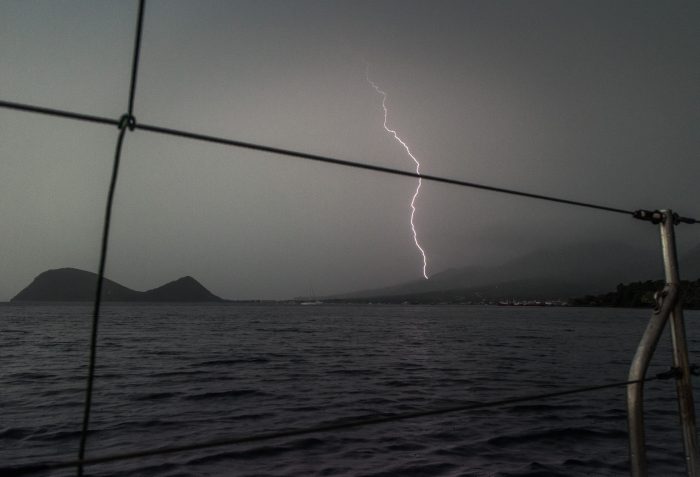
[366,63,429,280]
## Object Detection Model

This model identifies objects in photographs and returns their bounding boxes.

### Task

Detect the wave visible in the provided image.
[360,462,458,477]
[189,357,270,367]
[29,428,96,442]
[327,368,383,376]
[7,372,55,380]
[0,427,30,439]
[133,391,181,401]
[185,437,327,465]
[493,462,570,477]
[185,389,268,400]
[487,427,626,447]
[150,370,203,378]
[505,403,582,413]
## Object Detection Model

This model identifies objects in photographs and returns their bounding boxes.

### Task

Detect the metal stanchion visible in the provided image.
[628,209,699,477]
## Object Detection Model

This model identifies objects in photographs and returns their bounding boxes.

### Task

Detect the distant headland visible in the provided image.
[11,268,224,303]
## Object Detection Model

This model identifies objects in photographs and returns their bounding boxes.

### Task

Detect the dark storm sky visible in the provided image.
[1,0,699,300]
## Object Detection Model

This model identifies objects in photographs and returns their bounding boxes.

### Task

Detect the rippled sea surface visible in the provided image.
[2,304,699,476]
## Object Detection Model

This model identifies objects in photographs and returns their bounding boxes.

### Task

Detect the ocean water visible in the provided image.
[2,304,699,477]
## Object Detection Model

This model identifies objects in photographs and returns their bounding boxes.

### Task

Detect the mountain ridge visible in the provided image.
[11,268,223,303]
[326,240,684,302]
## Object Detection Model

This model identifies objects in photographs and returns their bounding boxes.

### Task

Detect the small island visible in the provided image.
[10,268,224,303]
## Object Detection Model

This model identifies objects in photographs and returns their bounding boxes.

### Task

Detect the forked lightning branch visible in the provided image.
[366,64,429,279]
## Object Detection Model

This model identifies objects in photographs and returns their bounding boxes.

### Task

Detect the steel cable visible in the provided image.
[0,100,119,127]
[0,98,650,218]
[135,122,636,216]
[127,0,145,117]
[75,124,127,477]
[76,1,146,475]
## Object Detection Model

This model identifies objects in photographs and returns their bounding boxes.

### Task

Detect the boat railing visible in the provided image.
[628,210,699,476]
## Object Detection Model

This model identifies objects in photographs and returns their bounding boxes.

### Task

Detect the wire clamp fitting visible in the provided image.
[633,209,664,224]
[633,209,696,225]
[118,114,136,131]
[656,367,683,380]
[652,285,671,314]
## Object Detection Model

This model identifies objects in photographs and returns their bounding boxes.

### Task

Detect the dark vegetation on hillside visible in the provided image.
[571,280,700,309]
